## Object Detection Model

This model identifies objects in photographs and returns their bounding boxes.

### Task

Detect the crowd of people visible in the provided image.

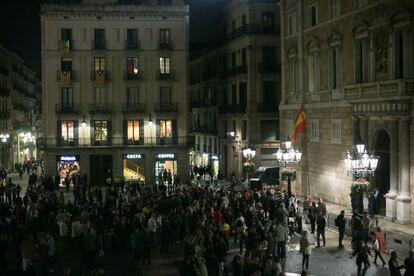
[0,167,413,276]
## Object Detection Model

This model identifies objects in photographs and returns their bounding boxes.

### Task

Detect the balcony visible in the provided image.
[122,103,146,113]
[158,40,173,50]
[156,70,175,80]
[58,40,73,55]
[91,70,109,85]
[89,104,113,114]
[55,104,80,114]
[57,70,76,85]
[125,40,140,50]
[219,104,246,114]
[258,63,280,74]
[92,40,107,50]
[155,102,178,113]
[257,103,278,113]
[124,70,144,81]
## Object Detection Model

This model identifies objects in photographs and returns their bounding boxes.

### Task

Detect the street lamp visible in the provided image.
[276,139,302,197]
[0,133,10,143]
[344,143,379,178]
[242,146,256,186]
[81,115,87,128]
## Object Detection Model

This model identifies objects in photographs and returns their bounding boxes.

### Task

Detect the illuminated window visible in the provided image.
[127,120,140,141]
[160,57,170,74]
[94,120,108,141]
[160,120,172,138]
[61,120,74,142]
[94,57,105,72]
[127,57,139,75]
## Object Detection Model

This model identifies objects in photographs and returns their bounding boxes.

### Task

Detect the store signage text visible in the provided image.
[60,155,78,162]
[156,153,176,159]
[125,154,143,159]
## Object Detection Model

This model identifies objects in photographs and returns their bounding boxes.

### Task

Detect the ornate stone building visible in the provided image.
[189,0,281,178]
[280,0,414,223]
[41,0,190,186]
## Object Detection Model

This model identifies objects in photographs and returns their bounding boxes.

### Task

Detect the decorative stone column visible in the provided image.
[396,117,412,223]
[385,119,398,220]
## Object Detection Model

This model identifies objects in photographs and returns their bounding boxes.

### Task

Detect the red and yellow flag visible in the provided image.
[290,104,306,144]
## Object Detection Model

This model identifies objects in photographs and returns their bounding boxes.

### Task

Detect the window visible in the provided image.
[394,31,406,79]
[127,57,139,76]
[159,57,170,74]
[160,87,172,104]
[262,13,275,30]
[127,87,139,104]
[160,120,172,138]
[262,81,278,111]
[330,0,340,18]
[241,48,247,66]
[127,120,140,142]
[331,119,341,144]
[94,120,108,142]
[355,0,367,9]
[241,120,247,140]
[288,14,297,35]
[61,29,72,41]
[329,47,340,89]
[355,39,369,83]
[260,120,278,141]
[61,58,72,72]
[126,29,138,49]
[61,120,75,142]
[309,5,318,27]
[159,29,170,44]
[94,57,106,72]
[95,87,106,104]
[310,119,319,142]
[308,52,319,92]
[61,87,73,107]
[93,29,105,49]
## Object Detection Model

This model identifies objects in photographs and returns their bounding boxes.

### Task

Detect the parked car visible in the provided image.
[249,166,280,190]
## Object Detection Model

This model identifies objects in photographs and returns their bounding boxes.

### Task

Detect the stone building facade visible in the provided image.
[40,0,190,186]
[189,0,281,178]
[280,0,414,223]
[0,44,40,169]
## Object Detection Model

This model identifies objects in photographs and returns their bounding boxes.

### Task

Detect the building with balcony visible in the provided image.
[279,0,414,223]
[189,0,281,178]
[0,44,40,169]
[41,0,189,186]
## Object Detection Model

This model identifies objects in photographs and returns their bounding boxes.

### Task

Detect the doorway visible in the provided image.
[90,155,113,185]
[373,130,390,216]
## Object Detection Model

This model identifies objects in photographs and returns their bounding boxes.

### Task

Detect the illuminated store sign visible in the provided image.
[125,154,143,159]
[59,155,78,162]
[156,153,176,159]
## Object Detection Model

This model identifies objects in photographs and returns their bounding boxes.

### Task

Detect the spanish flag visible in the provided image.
[290,104,306,144]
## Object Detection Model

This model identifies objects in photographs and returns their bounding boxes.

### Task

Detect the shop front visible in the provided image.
[122,153,145,183]
[155,153,177,189]
[211,155,219,178]
[57,154,80,187]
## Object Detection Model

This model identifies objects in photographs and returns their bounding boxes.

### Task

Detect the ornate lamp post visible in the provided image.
[242,147,256,184]
[276,140,302,197]
[344,143,379,212]
[0,133,10,168]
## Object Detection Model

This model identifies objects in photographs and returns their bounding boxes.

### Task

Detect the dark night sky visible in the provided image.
[0,0,223,75]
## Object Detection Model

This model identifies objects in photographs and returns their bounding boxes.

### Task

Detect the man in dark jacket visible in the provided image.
[336,210,346,248]
[316,212,326,248]
[351,240,372,276]
[389,251,404,276]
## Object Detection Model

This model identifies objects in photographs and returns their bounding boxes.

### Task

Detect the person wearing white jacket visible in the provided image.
[148,213,158,246]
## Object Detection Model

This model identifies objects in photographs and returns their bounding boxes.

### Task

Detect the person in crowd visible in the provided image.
[308,201,316,234]
[275,222,288,264]
[336,210,346,248]
[317,198,327,216]
[389,251,404,276]
[296,200,304,234]
[300,231,311,271]
[373,227,386,266]
[404,250,414,276]
[316,212,326,248]
[351,240,372,276]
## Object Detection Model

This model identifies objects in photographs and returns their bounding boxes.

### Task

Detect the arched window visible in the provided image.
[352,21,370,83]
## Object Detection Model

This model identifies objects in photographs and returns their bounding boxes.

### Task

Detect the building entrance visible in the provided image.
[155,153,177,193]
[90,155,113,185]
[373,130,390,216]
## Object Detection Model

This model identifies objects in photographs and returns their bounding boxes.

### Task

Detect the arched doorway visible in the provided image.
[373,130,391,216]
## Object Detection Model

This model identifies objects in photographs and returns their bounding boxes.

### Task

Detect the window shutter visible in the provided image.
[139,120,144,145]
[74,120,79,144]
[57,120,62,146]
[90,120,95,145]
[123,120,127,145]
[172,119,178,145]
[107,120,112,145]
[156,120,160,145]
